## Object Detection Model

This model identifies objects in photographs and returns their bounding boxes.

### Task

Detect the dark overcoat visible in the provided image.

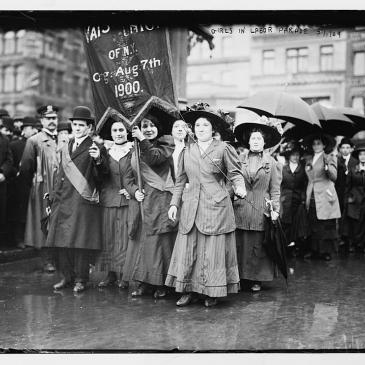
[8,138,29,223]
[20,131,59,248]
[0,134,13,232]
[280,162,307,225]
[123,135,178,236]
[335,155,358,212]
[45,136,109,250]
[345,165,365,221]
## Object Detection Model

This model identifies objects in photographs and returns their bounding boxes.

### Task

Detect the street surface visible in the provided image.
[1,255,365,351]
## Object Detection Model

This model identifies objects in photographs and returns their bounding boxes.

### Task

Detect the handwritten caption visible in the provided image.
[210,26,342,38]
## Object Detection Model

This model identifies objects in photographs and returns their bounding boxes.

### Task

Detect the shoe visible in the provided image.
[44,263,56,273]
[53,279,73,290]
[16,243,25,249]
[98,272,117,288]
[349,246,355,253]
[153,288,167,299]
[251,284,261,292]
[131,285,146,297]
[303,252,313,259]
[204,297,218,307]
[73,282,86,293]
[176,293,198,306]
[322,253,332,261]
[117,280,129,289]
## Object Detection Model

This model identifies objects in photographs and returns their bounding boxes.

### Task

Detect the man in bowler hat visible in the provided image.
[46,106,109,293]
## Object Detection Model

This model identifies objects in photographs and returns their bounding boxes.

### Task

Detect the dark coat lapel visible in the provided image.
[70,136,92,160]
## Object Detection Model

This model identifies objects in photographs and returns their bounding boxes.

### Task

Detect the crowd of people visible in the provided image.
[0,100,364,308]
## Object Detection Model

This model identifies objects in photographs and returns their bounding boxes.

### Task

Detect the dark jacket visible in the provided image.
[46,136,109,250]
[280,162,307,225]
[345,164,365,221]
[336,154,358,212]
[0,134,13,229]
[124,136,177,236]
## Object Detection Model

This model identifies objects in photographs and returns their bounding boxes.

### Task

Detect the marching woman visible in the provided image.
[279,140,308,256]
[123,113,178,298]
[166,103,247,307]
[95,121,134,288]
[340,140,365,253]
[233,116,282,293]
[303,133,340,261]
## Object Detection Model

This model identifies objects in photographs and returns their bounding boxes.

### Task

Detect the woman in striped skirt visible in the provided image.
[95,121,135,288]
[233,116,282,293]
[166,103,247,307]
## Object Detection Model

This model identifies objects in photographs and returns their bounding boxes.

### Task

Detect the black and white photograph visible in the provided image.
[1,5,365,358]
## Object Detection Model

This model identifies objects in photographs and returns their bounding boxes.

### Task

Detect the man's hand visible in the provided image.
[168,205,178,222]
[131,126,145,142]
[134,189,145,202]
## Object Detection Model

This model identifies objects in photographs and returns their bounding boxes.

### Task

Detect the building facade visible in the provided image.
[249,26,348,107]
[345,28,365,114]
[186,25,251,112]
[0,29,92,120]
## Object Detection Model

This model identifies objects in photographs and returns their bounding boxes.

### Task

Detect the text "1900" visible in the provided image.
[114,81,141,98]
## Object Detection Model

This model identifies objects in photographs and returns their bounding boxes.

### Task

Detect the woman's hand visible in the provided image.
[168,205,178,222]
[134,189,145,202]
[89,142,101,160]
[234,186,247,199]
[131,126,145,142]
[271,211,279,221]
[119,189,130,200]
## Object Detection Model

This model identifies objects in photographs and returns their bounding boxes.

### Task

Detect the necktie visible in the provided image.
[73,141,79,152]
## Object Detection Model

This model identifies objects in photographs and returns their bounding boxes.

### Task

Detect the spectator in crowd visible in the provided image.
[19,105,60,272]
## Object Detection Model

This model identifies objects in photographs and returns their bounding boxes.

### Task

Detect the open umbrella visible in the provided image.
[335,107,365,129]
[311,103,358,137]
[282,122,323,141]
[238,91,321,129]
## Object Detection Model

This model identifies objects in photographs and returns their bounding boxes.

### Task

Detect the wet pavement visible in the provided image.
[1,255,365,351]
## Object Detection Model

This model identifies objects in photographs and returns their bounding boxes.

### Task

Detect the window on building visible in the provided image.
[221,36,234,57]
[45,69,54,94]
[221,70,234,84]
[56,71,64,97]
[44,37,54,58]
[302,96,331,105]
[15,65,25,91]
[262,49,275,75]
[4,66,14,92]
[0,68,3,92]
[352,96,364,114]
[73,75,80,100]
[4,31,16,54]
[38,65,44,93]
[320,45,334,71]
[83,78,89,100]
[286,47,308,73]
[353,51,365,76]
[200,73,210,82]
[15,30,26,54]
[57,37,64,58]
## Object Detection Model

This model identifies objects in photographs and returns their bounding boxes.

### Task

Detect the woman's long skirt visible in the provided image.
[165,225,240,297]
[95,206,129,275]
[235,229,275,282]
[130,228,177,286]
[308,196,338,254]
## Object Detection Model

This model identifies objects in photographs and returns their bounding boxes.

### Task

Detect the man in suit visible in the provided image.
[336,137,358,253]
[7,117,38,247]
[0,132,13,246]
[47,106,109,293]
[20,105,60,272]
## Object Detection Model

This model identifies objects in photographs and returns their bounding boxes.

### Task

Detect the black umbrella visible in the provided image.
[263,216,288,282]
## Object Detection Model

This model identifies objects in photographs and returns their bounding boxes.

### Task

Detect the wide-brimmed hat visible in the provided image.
[0,109,9,118]
[69,106,95,124]
[280,140,304,158]
[37,105,59,118]
[234,115,282,149]
[183,102,230,133]
[1,116,14,132]
[303,132,336,154]
[352,140,365,159]
[22,116,38,128]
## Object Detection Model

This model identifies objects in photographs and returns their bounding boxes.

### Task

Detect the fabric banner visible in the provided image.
[82,25,177,123]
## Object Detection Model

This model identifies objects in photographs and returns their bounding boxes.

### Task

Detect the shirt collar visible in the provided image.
[42,128,58,137]
[74,135,88,145]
